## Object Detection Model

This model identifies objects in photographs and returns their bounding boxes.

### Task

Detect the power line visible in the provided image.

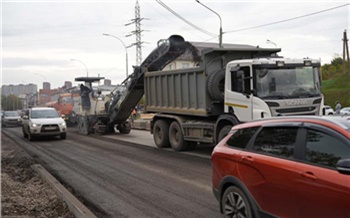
[155,0,217,37]
[225,3,349,34]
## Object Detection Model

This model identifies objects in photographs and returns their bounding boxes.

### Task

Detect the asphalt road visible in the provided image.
[2,127,221,218]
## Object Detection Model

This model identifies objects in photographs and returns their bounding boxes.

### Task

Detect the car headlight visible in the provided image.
[59,122,67,127]
[31,123,41,127]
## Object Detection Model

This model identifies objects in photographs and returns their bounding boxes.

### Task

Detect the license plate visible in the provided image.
[45,127,57,130]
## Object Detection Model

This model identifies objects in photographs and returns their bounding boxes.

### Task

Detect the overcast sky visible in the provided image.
[2,0,349,89]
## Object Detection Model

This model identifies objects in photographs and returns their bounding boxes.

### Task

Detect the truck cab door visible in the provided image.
[225,64,253,122]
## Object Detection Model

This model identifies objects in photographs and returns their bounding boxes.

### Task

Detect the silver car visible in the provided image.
[1,111,22,127]
[22,107,67,141]
[340,107,350,116]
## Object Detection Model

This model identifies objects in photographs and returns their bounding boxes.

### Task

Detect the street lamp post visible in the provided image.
[196,0,223,48]
[103,33,129,78]
[70,59,89,77]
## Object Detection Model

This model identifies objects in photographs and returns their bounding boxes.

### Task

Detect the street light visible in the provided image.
[266,39,277,48]
[70,59,89,77]
[196,0,223,48]
[103,33,129,78]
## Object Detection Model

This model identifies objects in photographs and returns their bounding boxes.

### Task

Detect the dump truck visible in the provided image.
[45,92,79,127]
[76,35,324,151]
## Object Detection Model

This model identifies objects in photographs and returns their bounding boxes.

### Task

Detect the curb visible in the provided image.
[31,164,97,218]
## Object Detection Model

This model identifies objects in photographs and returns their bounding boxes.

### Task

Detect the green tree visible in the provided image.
[331,57,343,66]
[321,56,348,79]
[1,95,23,111]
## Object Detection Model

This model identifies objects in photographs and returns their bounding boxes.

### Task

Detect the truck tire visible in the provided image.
[118,122,131,134]
[153,120,170,148]
[169,121,189,151]
[218,125,232,143]
[207,69,225,102]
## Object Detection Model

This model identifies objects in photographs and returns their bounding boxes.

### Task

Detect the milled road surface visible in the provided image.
[3,127,221,218]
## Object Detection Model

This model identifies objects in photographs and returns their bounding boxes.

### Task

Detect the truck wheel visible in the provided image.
[118,122,131,134]
[153,120,170,148]
[169,121,189,151]
[218,125,232,143]
[107,124,116,133]
[207,69,225,102]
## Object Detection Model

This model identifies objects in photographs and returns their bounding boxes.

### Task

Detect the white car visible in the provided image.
[323,105,335,115]
[1,110,22,127]
[340,107,350,116]
[22,107,67,141]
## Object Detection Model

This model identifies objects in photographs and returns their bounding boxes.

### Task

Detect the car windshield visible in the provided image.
[4,111,19,116]
[31,110,59,119]
[255,66,321,99]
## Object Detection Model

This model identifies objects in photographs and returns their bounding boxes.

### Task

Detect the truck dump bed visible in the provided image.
[145,47,280,117]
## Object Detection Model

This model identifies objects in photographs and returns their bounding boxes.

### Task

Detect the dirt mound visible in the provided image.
[1,132,75,218]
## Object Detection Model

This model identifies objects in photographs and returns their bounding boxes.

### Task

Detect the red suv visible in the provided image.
[212,116,350,218]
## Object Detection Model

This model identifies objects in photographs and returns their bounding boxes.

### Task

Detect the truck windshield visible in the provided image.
[62,97,74,104]
[255,66,321,99]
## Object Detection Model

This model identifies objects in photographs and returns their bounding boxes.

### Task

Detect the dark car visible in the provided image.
[1,111,22,127]
[212,116,350,218]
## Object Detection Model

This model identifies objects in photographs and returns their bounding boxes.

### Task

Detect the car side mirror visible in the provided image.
[22,115,29,119]
[336,159,350,175]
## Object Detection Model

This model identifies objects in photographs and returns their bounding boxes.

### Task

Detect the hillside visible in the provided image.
[322,74,350,108]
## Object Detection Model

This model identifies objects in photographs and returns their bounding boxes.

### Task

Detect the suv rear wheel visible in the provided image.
[221,186,252,218]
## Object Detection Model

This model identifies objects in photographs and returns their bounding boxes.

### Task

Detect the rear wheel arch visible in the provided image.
[219,176,260,217]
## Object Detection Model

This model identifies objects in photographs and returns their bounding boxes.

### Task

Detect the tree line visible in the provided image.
[1,95,24,111]
[321,56,349,80]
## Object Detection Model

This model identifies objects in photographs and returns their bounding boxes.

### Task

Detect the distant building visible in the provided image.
[1,83,37,96]
[38,89,58,106]
[64,81,72,89]
[43,82,51,90]
[104,79,111,86]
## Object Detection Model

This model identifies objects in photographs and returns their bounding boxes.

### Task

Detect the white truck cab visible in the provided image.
[225,58,323,122]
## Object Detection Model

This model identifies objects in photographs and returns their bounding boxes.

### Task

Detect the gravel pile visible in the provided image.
[1,132,75,218]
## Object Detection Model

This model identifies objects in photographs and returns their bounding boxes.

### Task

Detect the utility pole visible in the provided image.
[342,29,350,74]
[125,0,146,66]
